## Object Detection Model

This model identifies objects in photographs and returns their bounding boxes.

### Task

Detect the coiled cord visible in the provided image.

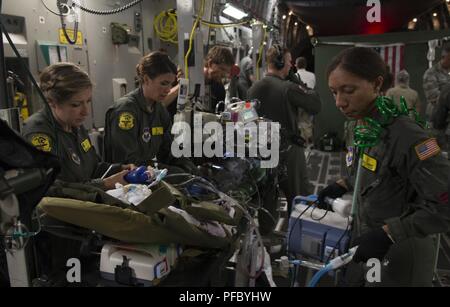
[153,9,178,44]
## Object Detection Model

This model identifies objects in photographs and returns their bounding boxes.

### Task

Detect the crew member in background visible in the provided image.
[248,44,321,214]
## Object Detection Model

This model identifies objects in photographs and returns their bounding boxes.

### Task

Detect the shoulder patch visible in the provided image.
[31,133,52,152]
[415,138,440,161]
[118,112,135,130]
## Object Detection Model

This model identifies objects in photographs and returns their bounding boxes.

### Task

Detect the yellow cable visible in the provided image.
[153,9,178,44]
[256,25,267,80]
[200,19,248,28]
[184,0,205,80]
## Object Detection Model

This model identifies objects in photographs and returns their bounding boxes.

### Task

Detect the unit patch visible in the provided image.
[346,146,354,167]
[31,134,52,152]
[69,149,81,165]
[118,112,135,130]
[142,127,151,143]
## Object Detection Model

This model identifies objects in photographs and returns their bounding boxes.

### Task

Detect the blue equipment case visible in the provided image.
[287,195,351,262]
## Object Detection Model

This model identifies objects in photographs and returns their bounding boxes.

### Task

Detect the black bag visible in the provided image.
[319,132,341,152]
[0,119,60,222]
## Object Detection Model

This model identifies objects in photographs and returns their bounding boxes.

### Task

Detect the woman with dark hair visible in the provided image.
[22,63,131,189]
[319,47,450,286]
[104,51,195,172]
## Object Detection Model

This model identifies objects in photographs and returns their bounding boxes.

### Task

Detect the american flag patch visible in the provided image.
[415,138,440,161]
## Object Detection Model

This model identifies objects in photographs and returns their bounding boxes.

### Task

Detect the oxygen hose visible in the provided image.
[307,247,358,287]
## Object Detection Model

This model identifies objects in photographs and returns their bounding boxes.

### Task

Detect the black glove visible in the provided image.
[317,182,347,210]
[176,158,200,176]
[352,228,394,263]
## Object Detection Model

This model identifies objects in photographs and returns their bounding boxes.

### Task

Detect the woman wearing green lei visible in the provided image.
[319,47,450,286]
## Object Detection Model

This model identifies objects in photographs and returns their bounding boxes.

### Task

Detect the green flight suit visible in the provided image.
[22,107,119,188]
[104,88,191,171]
[344,113,450,286]
[248,74,321,212]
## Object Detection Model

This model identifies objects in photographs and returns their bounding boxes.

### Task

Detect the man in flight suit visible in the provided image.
[248,44,321,213]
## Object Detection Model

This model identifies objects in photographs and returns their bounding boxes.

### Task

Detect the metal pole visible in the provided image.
[351,155,363,217]
[0,0,11,109]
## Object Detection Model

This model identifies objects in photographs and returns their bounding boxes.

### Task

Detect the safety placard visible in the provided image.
[59,29,83,45]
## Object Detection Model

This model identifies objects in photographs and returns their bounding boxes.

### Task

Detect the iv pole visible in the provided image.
[0,0,11,109]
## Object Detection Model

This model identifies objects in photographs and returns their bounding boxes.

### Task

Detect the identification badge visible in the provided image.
[118,112,135,130]
[142,127,151,143]
[152,127,164,136]
[362,153,377,172]
[346,146,354,167]
[81,139,92,152]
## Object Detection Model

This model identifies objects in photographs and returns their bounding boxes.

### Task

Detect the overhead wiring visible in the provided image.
[152,9,251,45]
[72,0,144,15]
[199,18,250,28]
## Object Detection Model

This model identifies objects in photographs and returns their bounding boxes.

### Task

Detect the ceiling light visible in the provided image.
[413,18,418,22]
[282,15,287,20]
[222,4,248,20]
[294,22,298,26]
[433,13,438,17]
[289,11,293,16]
[306,25,310,30]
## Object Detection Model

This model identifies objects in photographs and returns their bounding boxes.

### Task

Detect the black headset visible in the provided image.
[273,44,285,70]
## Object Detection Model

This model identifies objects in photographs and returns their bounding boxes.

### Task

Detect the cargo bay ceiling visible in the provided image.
[280,0,450,36]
